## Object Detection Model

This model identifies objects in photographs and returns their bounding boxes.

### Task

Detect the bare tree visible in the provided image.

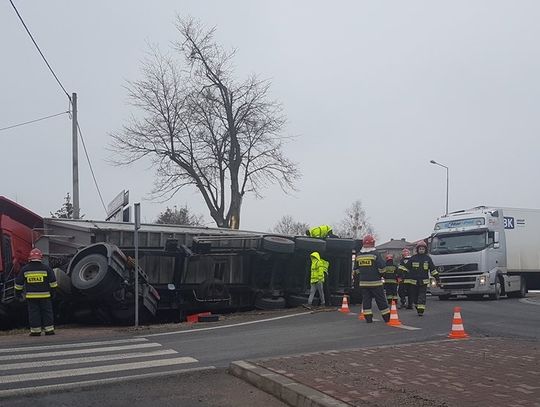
[110,17,299,229]
[335,200,375,239]
[156,205,204,226]
[272,215,310,236]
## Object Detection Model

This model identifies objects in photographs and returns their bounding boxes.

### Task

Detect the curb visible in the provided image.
[229,360,349,407]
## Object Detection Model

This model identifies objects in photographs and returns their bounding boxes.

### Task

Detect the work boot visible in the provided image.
[382,314,391,323]
[45,331,55,336]
[365,315,373,324]
[29,332,41,337]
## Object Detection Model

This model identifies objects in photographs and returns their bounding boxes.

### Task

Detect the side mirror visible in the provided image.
[494,231,500,244]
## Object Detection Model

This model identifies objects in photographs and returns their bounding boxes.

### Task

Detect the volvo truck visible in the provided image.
[429,206,538,300]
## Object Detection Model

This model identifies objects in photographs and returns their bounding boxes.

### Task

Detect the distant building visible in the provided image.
[376,238,414,261]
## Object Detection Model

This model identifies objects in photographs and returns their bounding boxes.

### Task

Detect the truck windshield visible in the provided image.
[430,231,487,254]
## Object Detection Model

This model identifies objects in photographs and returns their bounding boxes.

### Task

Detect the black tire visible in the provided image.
[261,236,295,254]
[198,314,219,322]
[53,268,72,295]
[71,254,119,297]
[294,237,326,252]
[325,238,357,252]
[286,294,309,307]
[254,295,286,310]
[438,295,451,301]
[489,279,502,300]
[508,276,527,298]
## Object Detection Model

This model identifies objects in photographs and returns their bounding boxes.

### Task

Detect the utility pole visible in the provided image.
[134,203,141,327]
[72,92,80,219]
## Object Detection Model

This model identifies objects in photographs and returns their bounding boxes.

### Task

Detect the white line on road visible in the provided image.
[0,356,199,384]
[0,349,178,371]
[141,311,311,338]
[0,342,162,362]
[0,338,148,354]
[0,366,215,399]
[519,298,540,306]
[391,324,421,331]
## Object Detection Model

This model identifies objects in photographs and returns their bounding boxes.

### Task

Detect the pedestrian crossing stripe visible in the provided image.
[0,349,178,371]
[0,357,199,384]
[0,338,149,354]
[0,342,162,362]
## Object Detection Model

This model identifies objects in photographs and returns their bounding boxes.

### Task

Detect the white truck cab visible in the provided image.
[429,206,533,300]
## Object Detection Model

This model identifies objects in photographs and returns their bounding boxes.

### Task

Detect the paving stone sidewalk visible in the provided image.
[256,338,540,407]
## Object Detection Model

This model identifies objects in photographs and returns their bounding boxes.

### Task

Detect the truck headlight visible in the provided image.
[479,275,487,285]
[430,278,438,287]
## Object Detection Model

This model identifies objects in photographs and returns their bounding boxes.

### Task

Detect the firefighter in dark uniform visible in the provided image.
[15,248,57,336]
[397,248,412,309]
[405,241,439,316]
[383,254,398,305]
[306,225,338,238]
[353,235,390,323]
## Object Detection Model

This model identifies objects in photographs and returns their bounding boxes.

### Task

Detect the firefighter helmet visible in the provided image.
[363,234,376,248]
[401,248,411,258]
[385,253,394,261]
[28,248,43,262]
[416,241,428,252]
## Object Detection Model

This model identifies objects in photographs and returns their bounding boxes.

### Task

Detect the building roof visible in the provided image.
[376,238,414,250]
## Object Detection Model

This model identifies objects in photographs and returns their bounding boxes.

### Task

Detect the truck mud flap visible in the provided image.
[142,284,159,316]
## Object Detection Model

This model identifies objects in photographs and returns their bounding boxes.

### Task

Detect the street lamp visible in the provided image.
[430,160,449,215]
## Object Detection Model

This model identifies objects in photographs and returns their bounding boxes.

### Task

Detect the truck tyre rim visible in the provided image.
[79,263,100,282]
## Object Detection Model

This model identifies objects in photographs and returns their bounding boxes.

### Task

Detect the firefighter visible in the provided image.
[397,248,412,309]
[383,254,398,305]
[405,241,439,316]
[15,248,58,336]
[354,235,390,323]
[306,225,338,238]
[307,251,329,307]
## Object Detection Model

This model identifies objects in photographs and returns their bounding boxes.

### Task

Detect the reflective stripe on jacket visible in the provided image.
[405,253,438,286]
[383,263,398,284]
[354,250,385,287]
[15,261,57,299]
[310,252,329,284]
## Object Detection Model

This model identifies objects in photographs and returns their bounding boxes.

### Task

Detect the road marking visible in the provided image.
[0,342,161,362]
[390,324,421,331]
[519,298,540,306]
[142,311,311,338]
[0,349,178,371]
[0,366,216,399]
[0,357,199,384]
[0,338,148,354]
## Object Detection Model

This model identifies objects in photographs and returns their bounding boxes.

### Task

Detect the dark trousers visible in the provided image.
[398,283,409,305]
[408,285,427,314]
[361,286,390,322]
[384,283,398,303]
[27,298,54,333]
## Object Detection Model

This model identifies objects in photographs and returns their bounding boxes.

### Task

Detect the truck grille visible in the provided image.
[437,264,479,289]
[436,263,478,273]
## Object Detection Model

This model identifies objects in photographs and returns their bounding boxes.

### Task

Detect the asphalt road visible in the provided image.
[0,293,538,405]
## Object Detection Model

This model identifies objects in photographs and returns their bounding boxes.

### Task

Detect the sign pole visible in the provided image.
[134,203,141,327]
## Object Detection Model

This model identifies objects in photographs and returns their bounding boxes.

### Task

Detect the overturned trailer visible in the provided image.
[0,196,359,326]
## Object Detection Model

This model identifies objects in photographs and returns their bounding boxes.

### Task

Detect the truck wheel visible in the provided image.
[254,295,286,310]
[261,236,295,254]
[325,238,357,252]
[489,280,502,300]
[53,268,72,296]
[294,237,326,252]
[71,254,118,297]
[438,295,451,301]
[508,277,527,298]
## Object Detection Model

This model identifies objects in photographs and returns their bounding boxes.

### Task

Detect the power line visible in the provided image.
[77,122,108,214]
[0,111,69,132]
[9,0,70,99]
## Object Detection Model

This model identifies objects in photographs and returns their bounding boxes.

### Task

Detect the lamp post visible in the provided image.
[430,160,449,215]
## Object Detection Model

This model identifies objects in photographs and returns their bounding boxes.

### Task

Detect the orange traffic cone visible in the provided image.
[448,307,469,339]
[339,295,351,313]
[386,300,402,326]
[358,306,365,320]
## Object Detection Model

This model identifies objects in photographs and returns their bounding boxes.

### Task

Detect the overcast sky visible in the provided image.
[2,1,539,242]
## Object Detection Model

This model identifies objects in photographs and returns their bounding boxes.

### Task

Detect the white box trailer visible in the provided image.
[429,206,539,300]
